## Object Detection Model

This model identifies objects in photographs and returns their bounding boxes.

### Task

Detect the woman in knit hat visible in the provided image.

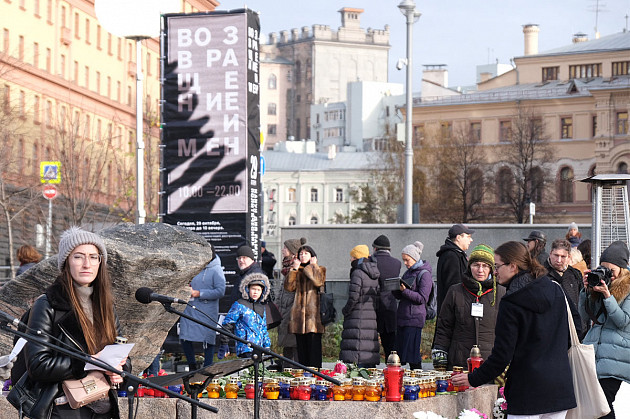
[275,237,307,367]
[9,226,129,419]
[393,241,432,369]
[579,240,630,418]
[566,222,582,248]
[285,244,326,368]
[433,244,506,370]
[339,245,380,367]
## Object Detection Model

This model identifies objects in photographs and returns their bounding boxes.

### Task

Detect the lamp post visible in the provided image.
[95,0,179,224]
[398,0,421,224]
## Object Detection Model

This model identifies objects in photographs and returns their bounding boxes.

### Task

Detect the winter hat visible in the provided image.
[261,241,267,248]
[284,237,307,255]
[468,244,495,272]
[372,234,391,250]
[402,241,424,262]
[600,241,630,269]
[568,222,579,232]
[350,245,369,259]
[58,226,108,270]
[237,245,256,260]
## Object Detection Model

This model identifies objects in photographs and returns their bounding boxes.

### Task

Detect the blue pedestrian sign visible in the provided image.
[40,161,61,184]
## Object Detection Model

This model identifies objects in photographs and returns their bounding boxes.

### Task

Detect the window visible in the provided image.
[497,167,513,204]
[288,216,296,226]
[617,112,628,135]
[569,63,601,79]
[107,34,112,55]
[617,162,628,174]
[530,166,544,203]
[268,74,277,89]
[146,53,151,75]
[18,90,24,117]
[310,188,318,202]
[84,65,89,88]
[561,117,573,139]
[267,103,276,115]
[74,12,79,38]
[3,28,8,53]
[45,100,52,126]
[592,115,597,137]
[33,95,39,123]
[116,81,121,102]
[45,47,51,72]
[470,122,481,143]
[499,121,512,142]
[310,216,318,225]
[95,71,100,93]
[127,85,132,106]
[46,0,51,22]
[559,167,574,202]
[97,25,101,49]
[295,119,301,140]
[542,66,559,81]
[413,124,424,147]
[33,42,38,67]
[34,0,39,16]
[60,54,65,78]
[612,61,630,76]
[85,19,90,44]
[287,188,296,202]
[335,188,343,202]
[440,122,452,139]
[18,35,24,60]
[107,76,111,97]
[295,61,301,84]
[469,169,483,205]
[73,60,78,83]
[267,124,277,135]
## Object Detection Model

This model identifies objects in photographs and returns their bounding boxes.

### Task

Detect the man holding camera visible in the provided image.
[544,238,587,340]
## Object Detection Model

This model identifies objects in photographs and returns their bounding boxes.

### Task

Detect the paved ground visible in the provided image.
[614,381,629,414]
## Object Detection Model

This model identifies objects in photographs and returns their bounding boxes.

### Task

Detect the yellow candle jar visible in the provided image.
[225,378,239,399]
[206,379,221,399]
[364,380,380,402]
[263,378,280,400]
[352,377,366,401]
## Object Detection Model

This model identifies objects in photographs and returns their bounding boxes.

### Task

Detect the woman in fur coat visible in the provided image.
[579,240,630,418]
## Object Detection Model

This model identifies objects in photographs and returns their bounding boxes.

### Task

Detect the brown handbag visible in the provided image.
[61,371,110,409]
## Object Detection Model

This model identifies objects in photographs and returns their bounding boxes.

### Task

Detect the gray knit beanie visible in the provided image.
[58,226,108,270]
[402,241,424,263]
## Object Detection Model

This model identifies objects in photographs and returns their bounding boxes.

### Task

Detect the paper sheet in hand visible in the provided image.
[0,338,27,366]
[85,343,134,371]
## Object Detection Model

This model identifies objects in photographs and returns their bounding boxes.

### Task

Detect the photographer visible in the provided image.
[579,240,630,419]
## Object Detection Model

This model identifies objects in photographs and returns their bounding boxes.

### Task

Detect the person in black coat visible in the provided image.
[230,245,264,306]
[339,245,380,368]
[371,234,401,358]
[436,224,474,315]
[545,238,587,340]
[523,230,549,266]
[260,241,277,280]
[453,241,579,417]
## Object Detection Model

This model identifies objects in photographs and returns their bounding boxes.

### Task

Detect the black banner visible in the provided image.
[161,10,261,311]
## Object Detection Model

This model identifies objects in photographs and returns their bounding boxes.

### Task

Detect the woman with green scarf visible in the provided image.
[433,244,506,370]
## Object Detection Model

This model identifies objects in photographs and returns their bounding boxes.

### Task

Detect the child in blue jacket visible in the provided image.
[219,272,271,357]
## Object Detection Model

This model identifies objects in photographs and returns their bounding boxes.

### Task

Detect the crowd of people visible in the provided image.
[7,221,630,419]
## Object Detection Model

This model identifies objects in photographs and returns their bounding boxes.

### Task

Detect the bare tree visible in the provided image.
[500,105,555,223]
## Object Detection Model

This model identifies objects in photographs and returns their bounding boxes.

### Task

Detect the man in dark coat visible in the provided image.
[436,224,474,315]
[544,238,587,339]
[260,241,277,280]
[523,230,549,265]
[371,234,401,359]
[230,245,264,306]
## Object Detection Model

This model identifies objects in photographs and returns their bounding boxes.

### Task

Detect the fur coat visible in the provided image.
[285,263,326,334]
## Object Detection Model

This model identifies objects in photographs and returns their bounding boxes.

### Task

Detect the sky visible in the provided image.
[217,0,630,89]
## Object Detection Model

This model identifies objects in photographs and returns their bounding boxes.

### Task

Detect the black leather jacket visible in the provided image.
[9,278,129,419]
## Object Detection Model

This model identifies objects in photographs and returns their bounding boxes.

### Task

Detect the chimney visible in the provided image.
[327,144,337,160]
[522,24,540,56]
[268,32,278,44]
[572,32,588,43]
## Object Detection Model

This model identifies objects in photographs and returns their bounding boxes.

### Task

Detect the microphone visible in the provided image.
[0,310,28,329]
[135,287,187,305]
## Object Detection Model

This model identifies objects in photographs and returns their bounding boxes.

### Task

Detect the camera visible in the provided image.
[587,266,612,288]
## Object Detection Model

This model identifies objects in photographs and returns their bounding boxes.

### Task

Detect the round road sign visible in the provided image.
[43,185,57,200]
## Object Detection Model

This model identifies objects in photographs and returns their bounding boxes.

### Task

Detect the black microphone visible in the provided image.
[135,287,187,305]
[0,310,28,329]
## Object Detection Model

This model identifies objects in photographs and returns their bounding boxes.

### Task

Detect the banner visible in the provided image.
[161,10,260,311]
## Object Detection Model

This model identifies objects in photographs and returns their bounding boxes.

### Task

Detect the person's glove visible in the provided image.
[0,355,14,380]
[431,348,448,361]
[217,345,229,360]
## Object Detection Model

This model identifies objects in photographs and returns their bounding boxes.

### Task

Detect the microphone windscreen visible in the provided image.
[135,287,154,304]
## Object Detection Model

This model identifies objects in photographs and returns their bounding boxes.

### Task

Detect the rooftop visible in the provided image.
[264,150,380,172]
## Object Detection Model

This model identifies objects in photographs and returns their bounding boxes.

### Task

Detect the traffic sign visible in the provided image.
[40,161,61,184]
[43,185,57,200]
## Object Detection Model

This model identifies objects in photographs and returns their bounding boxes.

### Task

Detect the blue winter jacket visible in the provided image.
[179,256,226,345]
[579,271,630,383]
[222,274,272,356]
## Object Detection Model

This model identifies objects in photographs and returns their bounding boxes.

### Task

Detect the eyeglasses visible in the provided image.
[70,253,102,265]
[470,262,491,270]
[494,262,506,270]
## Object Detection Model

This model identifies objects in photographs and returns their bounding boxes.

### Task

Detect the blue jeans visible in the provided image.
[181,340,215,370]
[145,354,161,377]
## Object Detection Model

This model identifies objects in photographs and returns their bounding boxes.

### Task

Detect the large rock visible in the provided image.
[0,222,213,372]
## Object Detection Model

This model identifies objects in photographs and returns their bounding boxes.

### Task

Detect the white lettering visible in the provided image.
[177,73,200,94]
[224,26,238,45]
[178,93,193,112]
[178,139,196,156]
[178,51,192,69]
[223,114,239,132]
[178,29,192,47]
[225,92,238,110]
[225,71,238,89]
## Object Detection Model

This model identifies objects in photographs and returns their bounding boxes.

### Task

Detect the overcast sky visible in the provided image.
[219,0,630,89]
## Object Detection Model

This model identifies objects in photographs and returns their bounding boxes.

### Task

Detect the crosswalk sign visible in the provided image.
[40,161,61,184]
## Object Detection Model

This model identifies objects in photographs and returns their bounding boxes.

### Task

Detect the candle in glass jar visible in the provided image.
[206,379,221,399]
[225,378,239,399]
[364,380,381,402]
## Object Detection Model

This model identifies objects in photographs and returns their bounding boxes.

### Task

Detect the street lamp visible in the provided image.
[398,0,421,224]
[95,0,179,224]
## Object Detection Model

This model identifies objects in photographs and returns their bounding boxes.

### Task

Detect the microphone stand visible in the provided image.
[158,302,341,419]
[0,322,219,418]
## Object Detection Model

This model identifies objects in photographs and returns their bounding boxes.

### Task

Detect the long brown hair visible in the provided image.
[495,241,547,279]
[61,258,117,354]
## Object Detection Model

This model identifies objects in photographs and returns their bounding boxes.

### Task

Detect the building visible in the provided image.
[261,145,379,254]
[407,26,630,223]
[260,7,390,150]
[0,0,217,270]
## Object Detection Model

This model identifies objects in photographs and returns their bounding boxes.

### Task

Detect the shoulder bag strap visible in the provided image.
[554,282,579,347]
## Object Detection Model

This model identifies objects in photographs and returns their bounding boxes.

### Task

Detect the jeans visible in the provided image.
[181,340,215,370]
